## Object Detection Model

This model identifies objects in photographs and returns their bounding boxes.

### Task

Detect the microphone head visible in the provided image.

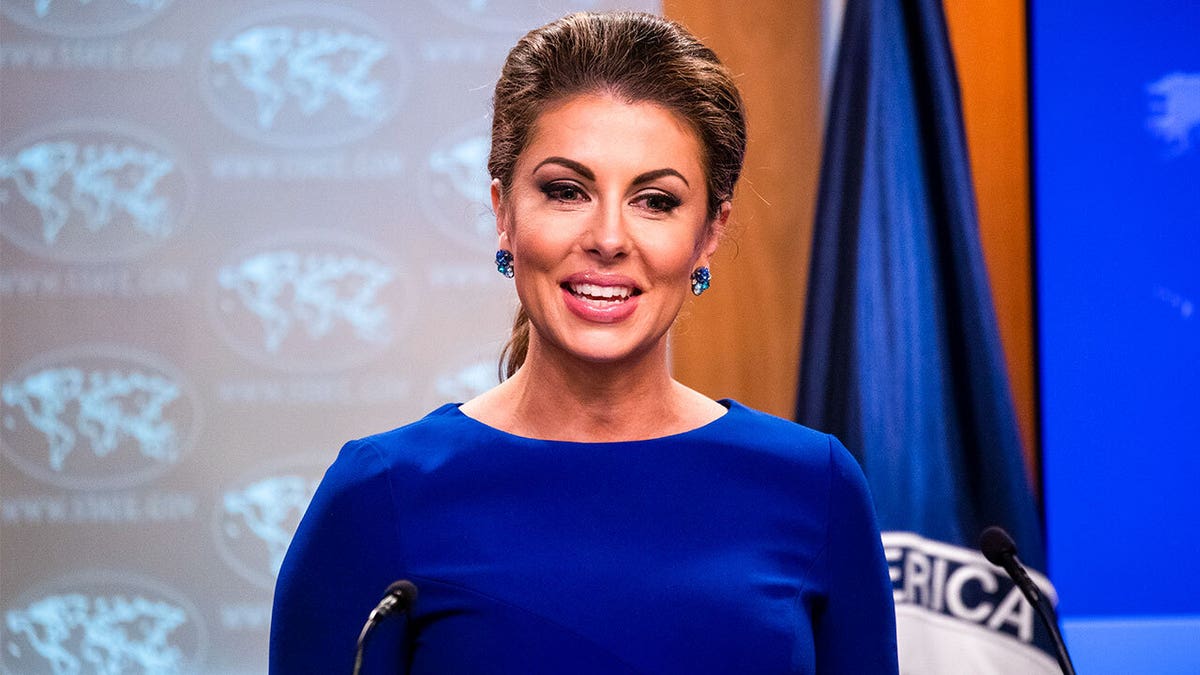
[979,526,1018,566]
[385,580,418,611]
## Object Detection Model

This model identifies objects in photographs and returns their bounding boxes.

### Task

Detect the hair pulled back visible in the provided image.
[492,11,747,379]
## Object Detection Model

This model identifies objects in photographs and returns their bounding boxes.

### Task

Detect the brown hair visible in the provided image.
[492,11,747,379]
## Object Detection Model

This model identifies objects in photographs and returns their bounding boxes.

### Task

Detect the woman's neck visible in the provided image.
[461,335,723,442]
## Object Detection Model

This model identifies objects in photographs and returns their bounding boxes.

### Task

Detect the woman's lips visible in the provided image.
[567,282,634,300]
[560,281,640,323]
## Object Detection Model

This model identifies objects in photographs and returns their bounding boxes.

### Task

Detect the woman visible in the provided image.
[271,11,897,673]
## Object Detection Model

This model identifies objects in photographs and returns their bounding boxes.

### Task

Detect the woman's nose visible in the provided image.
[584,200,630,260]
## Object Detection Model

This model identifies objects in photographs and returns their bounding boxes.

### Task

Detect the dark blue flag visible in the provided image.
[797,0,1058,671]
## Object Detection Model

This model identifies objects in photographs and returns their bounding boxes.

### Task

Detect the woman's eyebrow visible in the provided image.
[632,168,688,187]
[532,158,689,188]
[532,156,593,180]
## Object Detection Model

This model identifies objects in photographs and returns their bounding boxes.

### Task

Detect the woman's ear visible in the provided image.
[492,178,510,248]
[697,201,731,267]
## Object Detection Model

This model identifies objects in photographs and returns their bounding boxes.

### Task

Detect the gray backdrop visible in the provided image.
[0,1,654,672]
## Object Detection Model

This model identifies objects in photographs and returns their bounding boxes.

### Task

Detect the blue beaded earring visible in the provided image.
[495,249,514,278]
[690,267,711,296]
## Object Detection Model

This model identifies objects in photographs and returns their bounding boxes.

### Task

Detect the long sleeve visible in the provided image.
[813,435,900,673]
[269,438,408,674]
[270,402,898,673]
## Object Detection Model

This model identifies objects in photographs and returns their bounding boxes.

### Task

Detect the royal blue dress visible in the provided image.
[270,400,898,673]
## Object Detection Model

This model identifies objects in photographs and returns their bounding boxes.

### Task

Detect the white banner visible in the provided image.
[883,531,1061,674]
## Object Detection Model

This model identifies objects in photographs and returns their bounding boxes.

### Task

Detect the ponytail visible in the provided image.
[498,305,531,380]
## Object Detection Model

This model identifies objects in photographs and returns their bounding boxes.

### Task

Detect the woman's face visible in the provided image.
[493,92,727,367]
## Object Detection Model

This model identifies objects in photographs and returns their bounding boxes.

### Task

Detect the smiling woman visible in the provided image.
[270,11,899,674]
[485,93,722,426]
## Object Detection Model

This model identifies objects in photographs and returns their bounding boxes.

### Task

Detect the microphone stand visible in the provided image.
[980,526,1076,675]
[353,580,418,675]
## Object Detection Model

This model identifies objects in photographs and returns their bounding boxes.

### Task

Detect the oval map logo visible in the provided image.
[0,344,202,491]
[1147,71,1200,157]
[0,0,175,39]
[426,0,602,33]
[419,116,495,251]
[433,353,497,403]
[209,229,410,373]
[200,3,409,149]
[1,570,207,674]
[213,455,327,591]
[0,119,193,263]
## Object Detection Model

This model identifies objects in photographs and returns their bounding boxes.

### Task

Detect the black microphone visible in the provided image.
[352,580,418,675]
[979,526,1076,675]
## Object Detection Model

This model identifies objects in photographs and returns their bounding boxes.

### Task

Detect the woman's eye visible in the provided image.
[543,183,586,203]
[638,192,681,214]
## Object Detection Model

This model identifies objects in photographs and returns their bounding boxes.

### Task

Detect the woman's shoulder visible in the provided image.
[713,400,863,478]
[356,402,465,443]
[342,403,475,468]
[716,400,840,451]
[720,401,878,530]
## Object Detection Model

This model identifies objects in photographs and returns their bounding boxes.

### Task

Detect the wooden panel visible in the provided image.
[664,1,1038,483]
[663,0,824,419]
[942,0,1038,477]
